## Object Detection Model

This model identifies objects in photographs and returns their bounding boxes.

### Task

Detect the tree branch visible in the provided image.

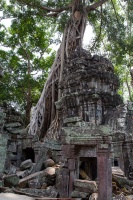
[44,12,59,17]
[40,5,70,13]
[16,0,71,16]
[90,5,103,51]
[111,0,120,25]
[87,0,109,12]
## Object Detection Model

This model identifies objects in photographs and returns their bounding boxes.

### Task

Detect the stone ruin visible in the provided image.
[0,49,133,199]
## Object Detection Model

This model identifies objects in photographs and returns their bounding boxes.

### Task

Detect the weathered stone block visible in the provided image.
[28,179,41,189]
[89,193,98,200]
[19,171,44,188]
[44,167,56,186]
[44,159,55,168]
[16,186,58,198]
[112,175,127,187]
[63,117,82,125]
[74,179,98,193]
[17,170,29,179]
[4,174,19,187]
[112,166,125,177]
[20,159,33,171]
[5,122,22,128]
[126,195,133,200]
[8,165,17,175]
[71,190,89,198]
[44,167,55,175]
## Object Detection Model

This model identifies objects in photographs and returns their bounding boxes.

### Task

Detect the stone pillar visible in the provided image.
[16,141,23,167]
[119,141,125,172]
[33,141,42,163]
[34,149,40,163]
[97,148,112,200]
[59,145,75,198]
[16,152,22,167]
[56,167,69,197]
[68,158,76,197]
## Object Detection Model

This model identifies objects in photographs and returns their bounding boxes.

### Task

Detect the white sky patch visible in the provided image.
[0,10,12,27]
[1,18,12,27]
[83,24,93,47]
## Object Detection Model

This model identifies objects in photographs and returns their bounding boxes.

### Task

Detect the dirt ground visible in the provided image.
[0,193,34,200]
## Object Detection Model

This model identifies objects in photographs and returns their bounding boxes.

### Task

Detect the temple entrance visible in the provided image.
[114,159,119,166]
[22,148,35,162]
[79,157,97,181]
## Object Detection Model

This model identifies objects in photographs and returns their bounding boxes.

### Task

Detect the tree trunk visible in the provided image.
[126,75,133,101]
[25,98,32,125]
[25,50,32,125]
[28,0,87,139]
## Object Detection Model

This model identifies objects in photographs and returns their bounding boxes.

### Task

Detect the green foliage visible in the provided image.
[87,0,133,101]
[0,0,55,124]
[105,0,133,101]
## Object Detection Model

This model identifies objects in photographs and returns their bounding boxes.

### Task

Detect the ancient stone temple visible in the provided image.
[1,49,133,199]
[32,49,122,199]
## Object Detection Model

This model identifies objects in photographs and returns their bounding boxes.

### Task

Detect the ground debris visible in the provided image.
[112,167,133,199]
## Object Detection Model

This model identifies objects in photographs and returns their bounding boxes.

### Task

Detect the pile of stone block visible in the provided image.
[71,179,98,199]
[1,158,59,198]
[112,167,133,200]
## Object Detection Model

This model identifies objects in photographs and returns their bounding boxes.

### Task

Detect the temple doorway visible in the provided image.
[79,157,97,181]
[22,147,35,162]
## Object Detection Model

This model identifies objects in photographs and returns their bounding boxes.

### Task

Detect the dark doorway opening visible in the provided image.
[22,148,35,162]
[114,159,119,166]
[79,157,97,180]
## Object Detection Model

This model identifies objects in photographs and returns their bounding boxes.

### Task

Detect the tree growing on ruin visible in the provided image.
[1,0,131,136]
[24,0,124,138]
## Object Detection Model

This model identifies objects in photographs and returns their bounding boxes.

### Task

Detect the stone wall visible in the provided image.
[0,106,8,173]
[0,134,8,173]
[0,104,33,171]
[105,102,133,177]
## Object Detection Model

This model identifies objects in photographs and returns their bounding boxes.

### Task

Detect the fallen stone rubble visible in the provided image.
[0,157,99,199]
[112,167,133,200]
[1,158,133,200]
[0,158,59,198]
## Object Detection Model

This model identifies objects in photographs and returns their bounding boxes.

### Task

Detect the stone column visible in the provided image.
[59,145,75,198]
[68,158,76,197]
[97,147,112,200]
[34,149,40,163]
[33,141,42,163]
[56,167,69,197]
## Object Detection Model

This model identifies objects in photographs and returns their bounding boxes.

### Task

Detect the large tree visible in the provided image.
[0,1,55,125]
[1,0,131,137]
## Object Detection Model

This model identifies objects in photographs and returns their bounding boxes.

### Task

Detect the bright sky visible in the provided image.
[83,24,94,47]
